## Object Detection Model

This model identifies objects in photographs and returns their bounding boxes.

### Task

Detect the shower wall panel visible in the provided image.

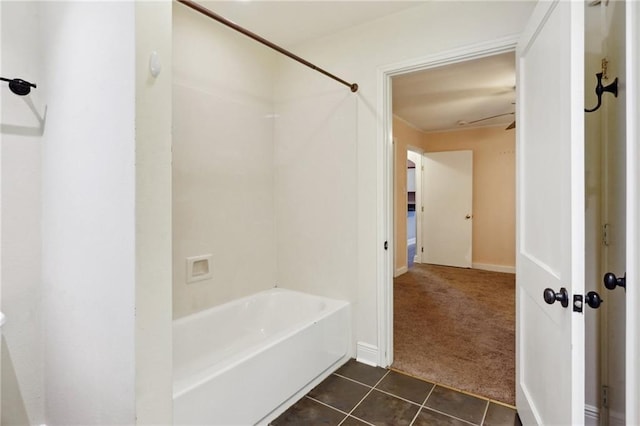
[172,3,278,318]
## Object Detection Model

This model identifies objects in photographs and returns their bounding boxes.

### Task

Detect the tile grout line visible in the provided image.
[305,395,351,417]
[334,372,383,389]
[342,370,391,421]
[408,384,435,426]
[419,406,478,426]
[306,394,377,426]
[418,384,483,426]
[479,400,490,426]
[372,386,427,408]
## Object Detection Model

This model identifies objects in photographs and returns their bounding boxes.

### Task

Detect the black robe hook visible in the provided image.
[0,77,37,96]
[585,72,618,113]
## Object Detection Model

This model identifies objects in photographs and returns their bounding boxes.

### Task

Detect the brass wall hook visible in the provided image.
[585,72,618,113]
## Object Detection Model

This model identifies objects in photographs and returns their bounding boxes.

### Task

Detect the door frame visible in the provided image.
[407,147,423,266]
[626,1,640,422]
[376,35,519,368]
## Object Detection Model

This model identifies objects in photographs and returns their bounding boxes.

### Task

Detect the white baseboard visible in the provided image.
[356,342,379,367]
[585,404,599,426]
[394,266,408,277]
[472,263,515,274]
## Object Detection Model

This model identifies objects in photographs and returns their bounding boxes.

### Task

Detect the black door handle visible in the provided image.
[603,272,626,291]
[543,287,569,308]
[585,291,603,309]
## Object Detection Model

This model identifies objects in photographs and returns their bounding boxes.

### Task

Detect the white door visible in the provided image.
[516,1,585,425]
[422,150,472,268]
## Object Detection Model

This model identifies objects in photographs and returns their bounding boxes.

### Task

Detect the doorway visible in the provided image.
[380,41,520,405]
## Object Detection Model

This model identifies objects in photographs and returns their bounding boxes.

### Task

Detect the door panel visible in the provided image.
[516,1,585,424]
[422,150,472,268]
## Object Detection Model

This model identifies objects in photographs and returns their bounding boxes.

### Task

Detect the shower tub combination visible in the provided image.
[173,288,351,425]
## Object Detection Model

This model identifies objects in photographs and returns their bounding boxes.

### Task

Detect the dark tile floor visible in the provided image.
[271,359,521,426]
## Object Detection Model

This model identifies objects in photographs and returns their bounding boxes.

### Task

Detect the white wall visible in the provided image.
[273,0,536,354]
[39,2,136,423]
[1,2,44,424]
[172,3,278,318]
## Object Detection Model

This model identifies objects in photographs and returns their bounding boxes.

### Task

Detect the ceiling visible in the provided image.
[193,1,516,133]
[198,1,422,47]
[393,52,516,133]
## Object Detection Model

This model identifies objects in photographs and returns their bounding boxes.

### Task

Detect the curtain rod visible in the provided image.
[176,0,359,93]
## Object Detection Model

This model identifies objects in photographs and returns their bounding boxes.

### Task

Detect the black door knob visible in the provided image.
[585,291,603,309]
[603,272,626,291]
[543,287,569,308]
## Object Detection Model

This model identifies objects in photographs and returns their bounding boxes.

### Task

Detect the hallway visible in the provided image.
[393,264,515,405]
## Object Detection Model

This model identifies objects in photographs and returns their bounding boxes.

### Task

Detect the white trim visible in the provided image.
[407,148,423,265]
[472,263,516,274]
[394,266,408,277]
[584,404,599,426]
[355,342,379,367]
[377,34,520,369]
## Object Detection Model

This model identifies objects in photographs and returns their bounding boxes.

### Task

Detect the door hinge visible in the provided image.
[602,58,609,80]
[421,206,424,212]
[421,247,424,253]
[602,385,609,408]
[421,165,424,171]
[603,223,610,246]
[384,241,388,250]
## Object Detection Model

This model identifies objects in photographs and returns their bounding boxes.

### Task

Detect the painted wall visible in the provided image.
[1,3,172,424]
[39,2,137,423]
[273,1,536,353]
[1,2,44,424]
[172,3,278,318]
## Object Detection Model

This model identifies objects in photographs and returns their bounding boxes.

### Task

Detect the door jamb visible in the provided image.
[626,0,640,422]
[407,147,423,266]
[376,35,519,368]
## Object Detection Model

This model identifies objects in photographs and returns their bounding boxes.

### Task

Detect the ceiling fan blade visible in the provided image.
[505,121,516,130]
[467,111,515,124]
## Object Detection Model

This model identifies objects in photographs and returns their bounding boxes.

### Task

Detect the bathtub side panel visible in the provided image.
[173,304,350,425]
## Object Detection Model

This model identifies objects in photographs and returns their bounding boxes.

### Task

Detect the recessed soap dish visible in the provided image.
[186,254,213,283]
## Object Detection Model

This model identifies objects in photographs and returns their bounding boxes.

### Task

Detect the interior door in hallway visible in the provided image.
[516,1,585,424]
[421,150,472,268]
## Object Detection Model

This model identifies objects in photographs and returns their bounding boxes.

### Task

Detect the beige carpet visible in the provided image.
[393,264,515,405]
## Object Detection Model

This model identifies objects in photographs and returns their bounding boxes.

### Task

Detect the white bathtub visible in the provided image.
[173,288,351,425]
